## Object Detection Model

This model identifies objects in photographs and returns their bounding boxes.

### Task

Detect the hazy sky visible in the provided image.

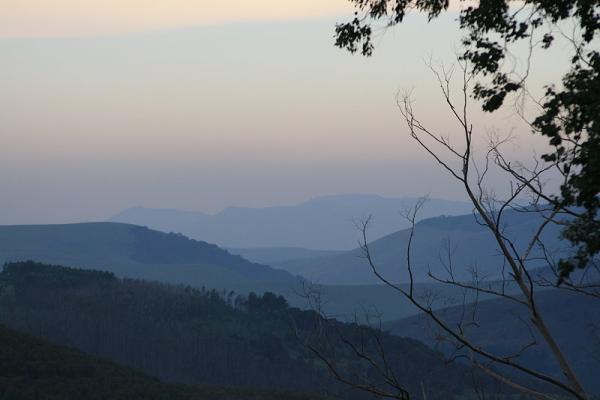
[1,2,569,224]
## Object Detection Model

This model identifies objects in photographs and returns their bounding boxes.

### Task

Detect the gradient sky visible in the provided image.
[1,2,568,224]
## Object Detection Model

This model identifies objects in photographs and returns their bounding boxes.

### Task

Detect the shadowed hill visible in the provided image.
[0,261,488,400]
[0,323,321,400]
[0,221,555,324]
[0,223,296,288]
[385,289,600,394]
[0,222,487,323]
[274,209,568,285]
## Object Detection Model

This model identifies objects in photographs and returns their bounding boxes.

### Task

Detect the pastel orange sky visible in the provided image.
[1,1,564,224]
[1,0,352,37]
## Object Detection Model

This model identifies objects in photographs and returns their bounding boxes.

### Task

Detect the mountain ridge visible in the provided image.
[0,221,490,322]
[262,208,569,285]
[0,222,297,288]
[110,194,473,250]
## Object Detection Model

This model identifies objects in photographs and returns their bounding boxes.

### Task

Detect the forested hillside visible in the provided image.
[0,261,488,400]
[0,222,503,323]
[0,324,321,400]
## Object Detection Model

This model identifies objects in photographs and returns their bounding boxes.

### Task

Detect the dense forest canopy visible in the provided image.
[0,261,501,400]
[0,323,322,400]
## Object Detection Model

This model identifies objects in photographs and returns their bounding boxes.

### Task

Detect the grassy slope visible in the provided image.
[0,223,295,288]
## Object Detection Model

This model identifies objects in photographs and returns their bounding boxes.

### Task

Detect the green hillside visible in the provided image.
[0,222,528,323]
[0,323,320,400]
[0,261,489,400]
[0,223,296,288]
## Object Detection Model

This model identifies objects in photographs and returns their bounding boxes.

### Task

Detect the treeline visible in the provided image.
[0,261,486,399]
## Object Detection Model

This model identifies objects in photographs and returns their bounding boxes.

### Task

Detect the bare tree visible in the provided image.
[299,60,598,400]
[293,282,413,400]
[354,60,595,399]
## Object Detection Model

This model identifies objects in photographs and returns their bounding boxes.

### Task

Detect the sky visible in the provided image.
[1,1,569,224]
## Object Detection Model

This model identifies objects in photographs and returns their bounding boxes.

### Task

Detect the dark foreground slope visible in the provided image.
[386,290,600,394]
[0,222,295,288]
[0,261,485,400]
[0,324,318,400]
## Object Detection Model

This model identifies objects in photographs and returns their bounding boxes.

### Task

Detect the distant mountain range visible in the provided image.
[251,209,569,285]
[110,194,473,250]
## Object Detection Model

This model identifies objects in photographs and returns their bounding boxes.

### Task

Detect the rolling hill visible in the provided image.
[271,209,568,285]
[0,261,484,400]
[110,194,472,250]
[0,222,296,289]
[0,222,436,322]
[229,247,343,266]
[0,221,543,323]
[385,289,600,394]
